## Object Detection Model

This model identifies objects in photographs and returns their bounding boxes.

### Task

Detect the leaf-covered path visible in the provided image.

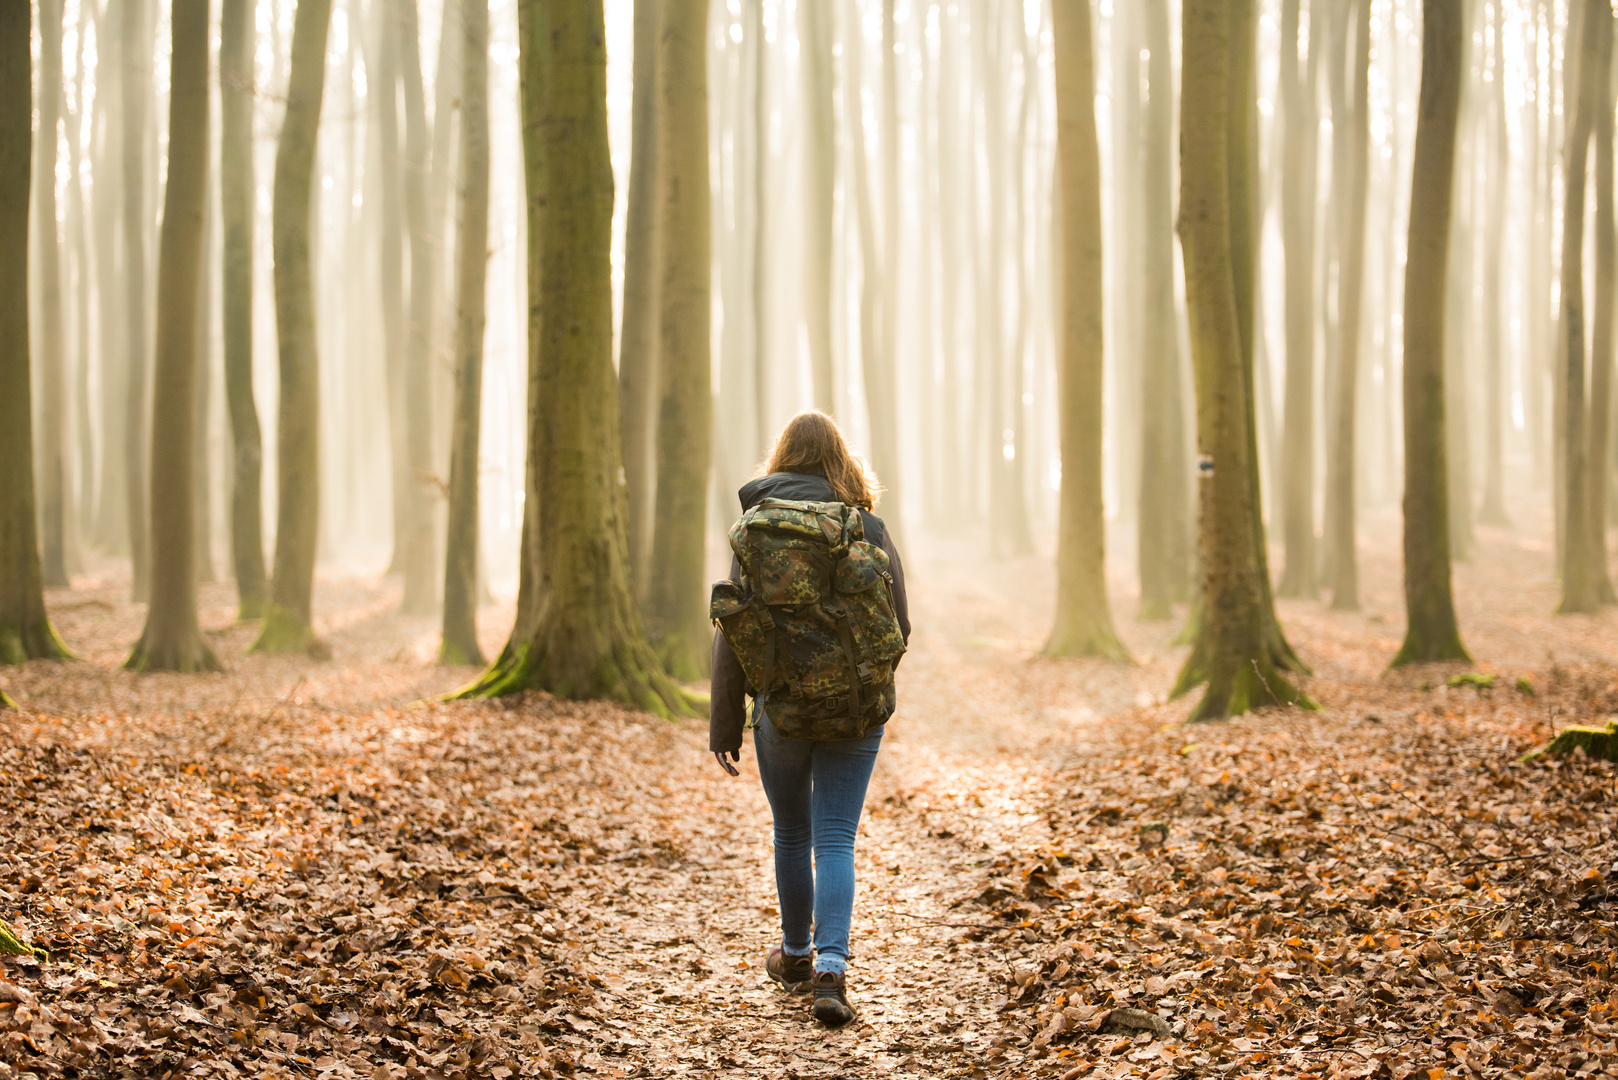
[1,513,1617,1079]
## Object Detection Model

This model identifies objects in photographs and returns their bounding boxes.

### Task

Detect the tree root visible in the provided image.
[125,636,223,674]
[438,635,486,668]
[1173,648,1316,723]
[0,620,74,665]
[248,605,329,659]
[1389,625,1470,668]
[452,639,701,719]
[1044,620,1133,663]
[652,624,712,683]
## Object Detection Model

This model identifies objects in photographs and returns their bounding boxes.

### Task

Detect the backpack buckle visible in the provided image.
[856,662,874,684]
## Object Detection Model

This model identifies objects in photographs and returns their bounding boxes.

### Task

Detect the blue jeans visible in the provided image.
[752,706,884,975]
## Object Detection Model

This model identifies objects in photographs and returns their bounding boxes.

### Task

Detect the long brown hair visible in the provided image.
[759,411,883,510]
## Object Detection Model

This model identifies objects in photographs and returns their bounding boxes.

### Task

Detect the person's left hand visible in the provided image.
[714,750,741,777]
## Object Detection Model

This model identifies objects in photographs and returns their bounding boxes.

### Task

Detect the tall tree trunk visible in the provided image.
[91,15,127,555]
[194,169,218,585]
[1478,0,1511,528]
[1276,0,1319,598]
[398,0,439,616]
[799,0,836,412]
[374,0,412,600]
[1172,0,1310,721]
[441,0,491,667]
[34,0,69,590]
[645,0,712,682]
[122,0,155,603]
[128,0,221,673]
[1586,4,1617,601]
[221,0,267,620]
[879,0,901,520]
[1136,0,1191,621]
[252,0,333,657]
[458,0,693,718]
[1325,0,1372,610]
[66,0,92,562]
[750,0,772,458]
[620,0,661,597]
[0,2,69,672]
[1392,0,1470,663]
[1046,0,1128,661]
[1558,0,1606,614]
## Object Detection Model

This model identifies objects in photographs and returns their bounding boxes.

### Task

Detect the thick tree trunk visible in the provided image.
[645,0,712,682]
[1586,5,1617,601]
[1392,0,1470,664]
[193,186,217,586]
[122,0,155,603]
[252,0,333,657]
[799,0,836,412]
[1137,0,1192,622]
[458,0,693,718]
[440,0,490,667]
[221,0,268,620]
[620,0,661,597]
[374,1,413,604]
[91,18,127,555]
[1046,0,1128,661]
[1172,0,1310,721]
[1325,0,1372,611]
[1276,0,1318,599]
[34,0,69,590]
[0,5,69,666]
[1558,0,1606,614]
[128,0,221,673]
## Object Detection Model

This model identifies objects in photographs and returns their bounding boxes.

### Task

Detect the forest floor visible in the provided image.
[0,509,1617,1080]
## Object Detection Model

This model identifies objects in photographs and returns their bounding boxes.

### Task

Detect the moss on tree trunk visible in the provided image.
[456,0,694,719]
[1392,0,1470,665]
[252,0,333,659]
[1046,0,1129,662]
[127,0,221,674]
[0,5,70,668]
[440,0,491,668]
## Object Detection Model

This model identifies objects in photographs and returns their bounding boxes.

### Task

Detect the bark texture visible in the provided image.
[1392,0,1470,664]
[1046,0,1128,662]
[0,7,69,665]
[253,0,334,658]
[799,0,836,412]
[458,0,694,718]
[34,0,69,590]
[645,0,713,682]
[440,0,491,667]
[122,0,155,603]
[127,0,221,674]
[1172,0,1310,721]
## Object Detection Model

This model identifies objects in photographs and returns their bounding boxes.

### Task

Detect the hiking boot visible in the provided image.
[766,947,813,992]
[811,969,855,1027]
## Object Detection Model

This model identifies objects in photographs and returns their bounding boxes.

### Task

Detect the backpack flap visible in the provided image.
[835,540,907,668]
[710,580,773,693]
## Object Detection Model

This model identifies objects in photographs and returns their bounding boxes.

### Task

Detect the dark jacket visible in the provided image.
[708,472,911,753]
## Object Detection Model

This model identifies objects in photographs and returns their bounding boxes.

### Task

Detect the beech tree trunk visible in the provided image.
[1585,4,1616,602]
[0,5,69,667]
[1324,0,1372,610]
[1137,0,1192,622]
[440,0,491,667]
[1046,0,1128,661]
[1478,0,1511,528]
[1393,0,1470,663]
[1173,0,1310,721]
[645,0,713,682]
[253,0,334,658]
[799,0,836,412]
[34,0,69,590]
[221,0,268,620]
[128,0,221,673]
[459,0,693,718]
[122,0,155,603]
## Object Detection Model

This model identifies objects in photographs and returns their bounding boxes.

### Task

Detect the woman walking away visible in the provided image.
[709,411,911,1028]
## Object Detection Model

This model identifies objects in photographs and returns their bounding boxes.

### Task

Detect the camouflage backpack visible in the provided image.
[710,498,906,740]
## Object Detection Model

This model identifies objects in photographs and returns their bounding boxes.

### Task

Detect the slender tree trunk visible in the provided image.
[1137,0,1191,620]
[128,0,221,673]
[1325,0,1372,610]
[193,182,217,586]
[620,0,661,597]
[66,0,92,563]
[1173,0,1310,721]
[0,2,69,670]
[1393,0,1470,663]
[799,0,836,412]
[34,0,69,590]
[459,0,694,717]
[1046,0,1128,661]
[252,0,333,657]
[92,16,127,555]
[1276,0,1319,598]
[1586,4,1617,601]
[375,1,413,601]
[122,0,155,602]
[1558,0,1605,613]
[1478,0,1511,528]
[645,0,712,681]
[441,0,490,667]
[221,0,267,620]
[750,0,772,458]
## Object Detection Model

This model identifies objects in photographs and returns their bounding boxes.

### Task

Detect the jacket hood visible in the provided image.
[737,472,836,511]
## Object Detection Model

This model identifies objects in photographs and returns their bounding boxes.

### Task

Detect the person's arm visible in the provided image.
[880,530,911,660]
[709,555,749,764]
